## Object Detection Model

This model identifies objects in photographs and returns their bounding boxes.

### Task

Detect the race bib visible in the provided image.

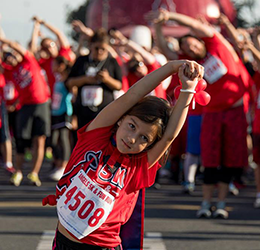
[4,82,15,100]
[52,92,62,110]
[57,170,115,239]
[203,55,227,84]
[81,86,103,107]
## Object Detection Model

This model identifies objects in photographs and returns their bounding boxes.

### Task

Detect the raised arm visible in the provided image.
[0,37,27,56]
[145,9,213,38]
[110,29,155,65]
[87,60,203,132]
[72,20,94,42]
[39,18,70,48]
[147,62,203,166]
[29,17,41,55]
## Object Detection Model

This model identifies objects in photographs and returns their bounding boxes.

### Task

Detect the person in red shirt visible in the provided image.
[147,9,253,219]
[0,37,51,187]
[242,36,260,209]
[0,64,15,175]
[30,16,76,96]
[42,60,204,249]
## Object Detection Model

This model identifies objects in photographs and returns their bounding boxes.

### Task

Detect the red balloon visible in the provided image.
[174,85,182,99]
[196,79,207,91]
[195,91,211,106]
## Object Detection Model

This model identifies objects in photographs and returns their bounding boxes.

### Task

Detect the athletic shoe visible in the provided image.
[254,198,260,208]
[49,168,65,182]
[4,165,16,174]
[213,201,228,219]
[183,182,195,194]
[197,201,212,218]
[229,182,239,196]
[27,173,41,187]
[10,172,23,187]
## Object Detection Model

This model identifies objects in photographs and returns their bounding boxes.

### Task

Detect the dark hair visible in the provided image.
[54,56,71,73]
[127,58,144,73]
[178,34,204,49]
[126,95,172,148]
[40,37,54,47]
[90,28,109,44]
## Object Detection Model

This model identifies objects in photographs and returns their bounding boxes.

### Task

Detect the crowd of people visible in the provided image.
[1,8,260,235]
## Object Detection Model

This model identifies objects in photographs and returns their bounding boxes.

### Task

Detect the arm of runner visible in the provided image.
[147,62,204,167]
[0,37,27,57]
[40,18,71,48]
[145,8,213,38]
[29,17,41,55]
[87,60,203,132]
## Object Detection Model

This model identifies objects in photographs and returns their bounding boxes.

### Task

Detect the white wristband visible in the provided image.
[180,89,196,94]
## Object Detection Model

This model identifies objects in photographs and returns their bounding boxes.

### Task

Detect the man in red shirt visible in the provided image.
[0,37,51,187]
[147,9,253,219]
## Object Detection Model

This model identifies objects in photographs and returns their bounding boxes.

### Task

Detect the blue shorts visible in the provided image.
[186,115,202,155]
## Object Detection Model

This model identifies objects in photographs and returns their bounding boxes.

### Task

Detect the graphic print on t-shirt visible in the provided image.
[202,53,227,84]
[57,150,128,198]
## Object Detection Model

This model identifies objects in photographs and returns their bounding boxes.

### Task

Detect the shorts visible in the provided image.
[201,106,248,168]
[0,101,10,143]
[252,133,260,164]
[53,230,122,250]
[16,101,51,140]
[203,166,243,184]
[186,114,202,155]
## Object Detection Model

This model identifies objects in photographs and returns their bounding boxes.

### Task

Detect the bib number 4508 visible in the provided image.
[65,186,105,227]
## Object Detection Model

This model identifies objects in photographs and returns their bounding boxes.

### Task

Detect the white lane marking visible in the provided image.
[37,231,167,250]
[36,231,55,250]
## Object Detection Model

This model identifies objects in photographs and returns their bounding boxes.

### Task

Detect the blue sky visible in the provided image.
[0,0,86,47]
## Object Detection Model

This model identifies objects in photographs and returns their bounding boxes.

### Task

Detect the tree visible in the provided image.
[232,0,260,27]
[65,0,91,41]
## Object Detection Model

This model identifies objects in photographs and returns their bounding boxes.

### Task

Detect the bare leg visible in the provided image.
[31,135,46,175]
[202,184,215,202]
[218,182,229,201]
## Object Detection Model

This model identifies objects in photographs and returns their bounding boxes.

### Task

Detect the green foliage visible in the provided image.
[65,0,90,41]
[231,0,260,28]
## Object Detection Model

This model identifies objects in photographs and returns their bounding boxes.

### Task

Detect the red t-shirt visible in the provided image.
[12,52,49,105]
[39,47,73,95]
[252,71,260,133]
[3,69,21,109]
[127,61,166,99]
[197,34,253,112]
[0,73,5,102]
[56,123,160,247]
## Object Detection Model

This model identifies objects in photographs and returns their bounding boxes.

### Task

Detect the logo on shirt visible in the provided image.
[57,150,127,197]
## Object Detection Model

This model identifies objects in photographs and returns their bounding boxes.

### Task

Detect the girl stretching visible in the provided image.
[43,60,204,250]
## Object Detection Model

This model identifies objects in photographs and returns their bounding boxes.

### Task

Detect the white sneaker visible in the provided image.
[197,201,212,218]
[213,201,229,219]
[213,208,229,219]
[254,198,260,208]
[49,168,65,181]
[229,182,239,196]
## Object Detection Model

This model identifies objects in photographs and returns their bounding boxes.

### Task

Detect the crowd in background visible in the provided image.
[1,8,260,219]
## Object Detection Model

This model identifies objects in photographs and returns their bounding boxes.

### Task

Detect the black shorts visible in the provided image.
[16,101,51,140]
[203,166,243,184]
[53,230,122,250]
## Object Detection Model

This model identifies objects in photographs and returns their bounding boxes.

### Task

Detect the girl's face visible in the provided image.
[116,115,158,154]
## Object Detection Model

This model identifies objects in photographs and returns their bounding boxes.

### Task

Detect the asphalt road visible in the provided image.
[0,159,259,250]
